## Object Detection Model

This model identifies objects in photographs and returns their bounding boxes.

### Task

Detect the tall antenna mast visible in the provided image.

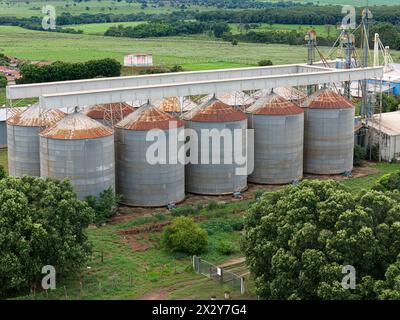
[305,29,317,96]
[361,2,372,118]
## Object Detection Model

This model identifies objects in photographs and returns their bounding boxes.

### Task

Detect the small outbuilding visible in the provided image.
[369,110,400,161]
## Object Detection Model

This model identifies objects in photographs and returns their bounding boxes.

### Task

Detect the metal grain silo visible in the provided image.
[303,89,355,174]
[246,93,304,184]
[39,111,115,199]
[184,97,248,195]
[200,91,255,110]
[252,87,307,106]
[115,102,185,207]
[7,104,66,177]
[83,102,135,127]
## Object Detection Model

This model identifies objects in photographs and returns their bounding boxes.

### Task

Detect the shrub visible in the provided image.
[217,240,236,255]
[0,165,6,180]
[258,59,273,66]
[85,187,121,226]
[354,145,367,166]
[162,217,208,255]
[373,171,400,192]
[0,73,7,88]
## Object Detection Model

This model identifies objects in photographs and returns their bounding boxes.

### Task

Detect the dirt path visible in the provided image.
[137,278,209,300]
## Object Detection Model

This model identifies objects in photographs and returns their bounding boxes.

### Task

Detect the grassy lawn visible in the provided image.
[341,162,400,192]
[16,200,255,300]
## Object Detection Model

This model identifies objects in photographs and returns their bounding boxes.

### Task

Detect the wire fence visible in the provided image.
[193,256,246,294]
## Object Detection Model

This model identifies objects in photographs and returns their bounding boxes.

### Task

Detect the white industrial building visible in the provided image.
[124,53,153,67]
[369,111,400,161]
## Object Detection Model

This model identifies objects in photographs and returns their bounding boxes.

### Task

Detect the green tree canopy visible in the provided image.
[242,180,400,300]
[0,176,94,296]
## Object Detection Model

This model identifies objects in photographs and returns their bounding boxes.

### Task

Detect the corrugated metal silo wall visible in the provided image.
[7,124,41,176]
[248,113,304,184]
[40,135,115,199]
[115,127,185,207]
[185,120,248,195]
[0,122,6,148]
[304,108,355,174]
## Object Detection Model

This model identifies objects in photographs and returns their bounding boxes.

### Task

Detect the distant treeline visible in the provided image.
[16,59,121,84]
[105,21,208,38]
[222,22,400,50]
[2,5,400,30]
[195,6,400,25]
[104,21,230,38]
[103,20,400,51]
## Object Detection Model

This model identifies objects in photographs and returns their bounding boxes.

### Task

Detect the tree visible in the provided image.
[212,22,230,38]
[86,187,121,226]
[162,217,208,255]
[242,180,400,300]
[0,73,7,88]
[16,59,121,84]
[0,176,94,296]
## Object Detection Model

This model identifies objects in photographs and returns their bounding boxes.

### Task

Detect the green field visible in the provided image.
[0,0,397,19]
[65,21,146,35]
[67,21,339,38]
[0,26,311,67]
[0,0,201,17]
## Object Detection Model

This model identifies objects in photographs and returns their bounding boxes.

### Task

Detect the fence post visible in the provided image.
[241,277,245,295]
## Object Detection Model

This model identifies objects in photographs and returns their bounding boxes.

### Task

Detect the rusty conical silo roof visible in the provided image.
[39,112,113,140]
[7,103,66,127]
[83,102,135,120]
[115,102,184,131]
[246,93,304,116]
[184,97,247,122]
[303,89,354,109]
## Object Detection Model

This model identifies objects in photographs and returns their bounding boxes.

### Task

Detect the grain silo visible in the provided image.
[184,97,248,195]
[200,91,255,110]
[246,92,304,184]
[83,102,135,127]
[7,104,66,177]
[39,111,115,199]
[155,97,198,116]
[252,87,307,106]
[0,107,27,149]
[303,89,355,174]
[114,102,185,207]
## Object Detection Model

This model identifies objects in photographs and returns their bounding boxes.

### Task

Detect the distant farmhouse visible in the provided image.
[124,53,153,67]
